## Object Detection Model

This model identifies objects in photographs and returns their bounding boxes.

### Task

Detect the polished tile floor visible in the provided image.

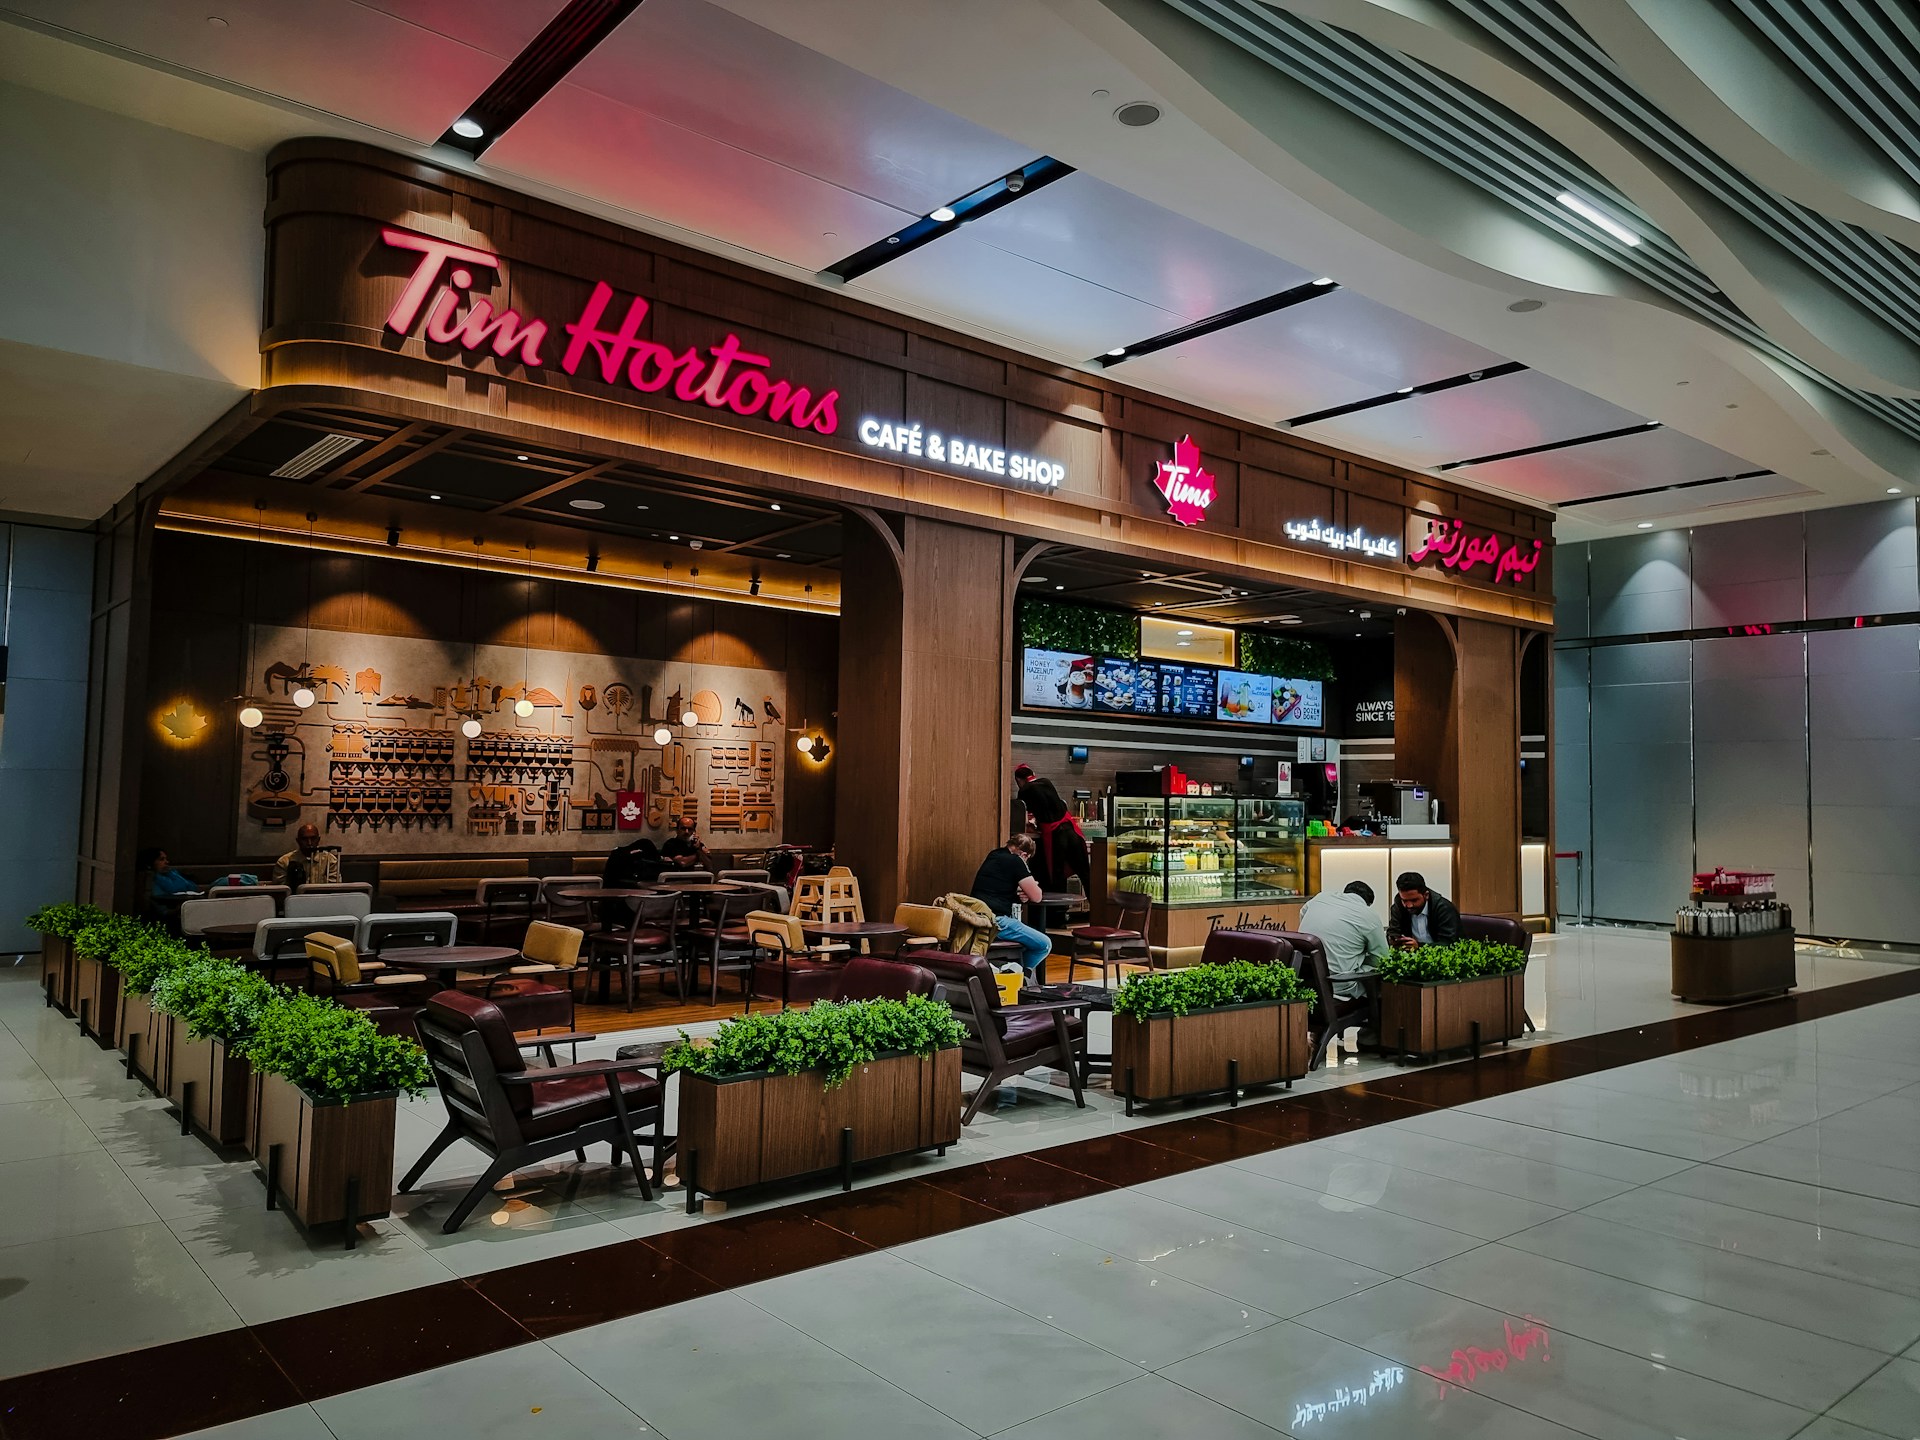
[3,930,1917,1438]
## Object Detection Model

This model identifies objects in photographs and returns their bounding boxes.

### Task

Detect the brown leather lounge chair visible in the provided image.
[402,991,664,1233]
[916,951,1089,1124]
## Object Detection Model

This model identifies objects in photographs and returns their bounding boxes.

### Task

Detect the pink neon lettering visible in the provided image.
[379,231,841,435]
[1409,518,1537,585]
[1420,1317,1551,1397]
[1153,435,1217,526]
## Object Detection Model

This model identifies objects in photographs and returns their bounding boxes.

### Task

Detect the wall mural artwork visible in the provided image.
[235,627,786,857]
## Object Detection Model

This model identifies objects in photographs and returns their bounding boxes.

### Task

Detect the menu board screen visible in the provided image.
[1271,677,1325,728]
[1093,658,1158,715]
[1157,662,1216,718]
[1215,670,1274,724]
[1021,649,1096,710]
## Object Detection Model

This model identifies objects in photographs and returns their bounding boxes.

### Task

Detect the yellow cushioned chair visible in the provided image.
[894,902,952,951]
[305,931,423,994]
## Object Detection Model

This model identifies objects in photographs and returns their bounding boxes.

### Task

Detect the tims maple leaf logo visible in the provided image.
[158,699,208,742]
[619,799,642,822]
[1152,435,1215,526]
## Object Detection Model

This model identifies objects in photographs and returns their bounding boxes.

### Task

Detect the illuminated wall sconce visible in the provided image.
[796,732,831,761]
[157,699,210,744]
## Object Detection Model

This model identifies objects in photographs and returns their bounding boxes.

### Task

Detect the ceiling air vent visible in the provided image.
[270,433,365,479]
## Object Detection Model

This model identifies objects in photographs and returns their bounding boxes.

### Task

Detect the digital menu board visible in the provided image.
[1093,657,1158,716]
[1271,677,1324,728]
[1020,648,1096,710]
[1157,662,1216,718]
[1215,670,1273,723]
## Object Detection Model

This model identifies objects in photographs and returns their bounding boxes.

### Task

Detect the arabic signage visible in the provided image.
[1418,1315,1551,1397]
[1283,518,1400,559]
[1407,515,1542,585]
[856,417,1065,489]
[379,228,840,435]
[1291,1366,1405,1428]
[1152,435,1217,526]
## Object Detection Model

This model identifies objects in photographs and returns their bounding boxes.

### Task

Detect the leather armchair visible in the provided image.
[1198,928,1293,967]
[1268,929,1374,1073]
[747,910,849,1008]
[830,956,937,1001]
[484,920,586,1033]
[916,950,1087,1124]
[404,992,662,1232]
[1458,913,1535,1031]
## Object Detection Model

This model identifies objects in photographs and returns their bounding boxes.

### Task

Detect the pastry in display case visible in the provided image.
[1108,793,1306,905]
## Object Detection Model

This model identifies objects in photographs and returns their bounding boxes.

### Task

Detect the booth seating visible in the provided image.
[1271,929,1375,1073]
[747,911,851,1008]
[916,951,1089,1125]
[376,858,529,913]
[404,992,663,1233]
[475,877,541,943]
[482,921,587,1035]
[1459,913,1536,1032]
[1067,889,1153,986]
[357,911,458,956]
[286,891,371,922]
[304,931,427,1038]
[894,902,953,953]
[180,894,276,938]
[297,881,374,897]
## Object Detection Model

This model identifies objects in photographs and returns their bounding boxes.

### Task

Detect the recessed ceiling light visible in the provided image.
[1889,487,1904,494]
[1023,575,1048,584]
[206,15,228,26]
[1355,632,1363,637]
[822,231,836,240]
[669,534,680,541]
[1811,449,1830,457]
[777,552,791,559]
[429,494,442,501]
[1152,601,1163,607]
[1508,298,1545,313]
[568,498,605,511]
[452,117,485,140]
[929,206,957,223]
[770,502,781,511]
[1556,191,1641,246]
[1177,640,1191,647]
[1054,584,1065,590]
[1279,617,1303,625]
[515,454,530,461]
[1312,276,1335,286]
[1397,386,1414,394]
[1177,628,1194,637]
[1637,521,1653,529]
[635,504,649,511]
[1114,101,1161,126]
[1107,347,1127,357]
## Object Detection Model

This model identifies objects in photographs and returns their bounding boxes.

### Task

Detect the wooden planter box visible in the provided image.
[41,934,73,1013]
[115,990,174,1093]
[167,1027,255,1147]
[249,1070,399,1234]
[1672,930,1796,1004]
[70,951,120,1042]
[1112,999,1311,1109]
[1379,972,1527,1061]
[678,1048,961,1207]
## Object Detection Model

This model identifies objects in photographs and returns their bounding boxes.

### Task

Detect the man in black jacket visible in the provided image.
[1388,871,1460,950]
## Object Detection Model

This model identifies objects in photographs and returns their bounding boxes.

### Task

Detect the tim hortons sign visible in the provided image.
[1152,435,1217,526]
[378,227,840,435]
[1406,515,1542,585]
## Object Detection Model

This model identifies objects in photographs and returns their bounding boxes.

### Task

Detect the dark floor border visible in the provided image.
[5,967,1918,1440]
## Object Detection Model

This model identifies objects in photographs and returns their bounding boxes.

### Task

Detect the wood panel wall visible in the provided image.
[138,532,836,869]
[1454,619,1522,917]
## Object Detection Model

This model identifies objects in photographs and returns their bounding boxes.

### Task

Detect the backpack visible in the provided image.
[937,892,997,956]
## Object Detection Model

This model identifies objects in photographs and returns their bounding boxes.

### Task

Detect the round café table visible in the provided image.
[196,922,261,955]
[376,944,521,990]
[800,920,908,956]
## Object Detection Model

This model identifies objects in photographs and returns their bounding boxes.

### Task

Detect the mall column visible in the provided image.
[836,511,1011,917]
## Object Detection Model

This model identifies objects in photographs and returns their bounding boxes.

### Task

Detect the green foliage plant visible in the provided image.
[1374,938,1528,985]
[113,929,201,996]
[150,955,277,1044]
[1114,960,1315,1019]
[240,989,431,1101]
[73,913,154,963]
[1018,598,1140,660]
[25,901,107,939]
[662,995,964,1090]
[1238,631,1335,682]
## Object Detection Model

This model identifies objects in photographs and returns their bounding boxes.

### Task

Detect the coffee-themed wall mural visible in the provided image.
[236,626,786,857]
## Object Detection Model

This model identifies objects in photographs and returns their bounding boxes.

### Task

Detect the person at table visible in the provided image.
[970,833,1052,981]
[603,835,664,890]
[140,846,200,915]
[276,823,343,889]
[1300,880,1389,999]
[1013,763,1092,899]
[660,815,713,872]
[1389,871,1460,950]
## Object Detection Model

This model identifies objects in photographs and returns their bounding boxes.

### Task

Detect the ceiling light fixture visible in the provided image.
[777,552,791,559]
[1107,347,1127,357]
[1890,487,1904,494]
[1096,277,1338,367]
[568,498,605,511]
[438,0,642,155]
[822,157,1074,283]
[1023,575,1048,583]
[929,206,957,223]
[770,502,781,511]
[516,454,531,462]
[1114,101,1161,126]
[1396,386,1414,395]
[1637,521,1654,529]
[682,708,700,727]
[1054,584,1065,590]
[1287,360,1526,428]
[430,493,442,501]
[653,726,673,746]
[796,734,813,754]
[1312,276,1335,286]
[451,117,485,139]
[1556,191,1642,246]
[462,718,482,739]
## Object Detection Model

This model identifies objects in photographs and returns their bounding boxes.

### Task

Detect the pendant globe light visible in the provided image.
[237,501,270,728]
[458,536,485,739]
[290,511,319,708]
[514,541,537,717]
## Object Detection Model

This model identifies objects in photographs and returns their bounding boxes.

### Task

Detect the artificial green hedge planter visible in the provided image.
[663,995,964,1090]
[241,990,430,1102]
[1375,939,1527,985]
[25,902,107,940]
[1113,959,1315,1019]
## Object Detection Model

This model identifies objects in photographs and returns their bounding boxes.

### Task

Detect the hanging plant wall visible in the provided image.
[1239,631,1334,682]
[1017,598,1139,660]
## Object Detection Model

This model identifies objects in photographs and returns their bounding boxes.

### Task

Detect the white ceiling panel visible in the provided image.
[485,85,913,274]
[353,1,570,58]
[962,172,1313,326]
[7,0,533,141]
[554,0,1033,219]
[1118,286,1511,425]
[1307,367,1647,470]
[851,236,1184,362]
[1569,472,1815,525]
[1471,423,1763,503]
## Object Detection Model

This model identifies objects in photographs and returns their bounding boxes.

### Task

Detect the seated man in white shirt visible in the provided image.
[1298,880,1389,1000]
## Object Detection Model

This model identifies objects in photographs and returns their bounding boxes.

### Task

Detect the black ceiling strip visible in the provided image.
[821,158,1075,284]
[1438,420,1662,470]
[1286,360,1528,427]
[438,0,647,156]
[1555,469,1776,509]
[1093,279,1336,367]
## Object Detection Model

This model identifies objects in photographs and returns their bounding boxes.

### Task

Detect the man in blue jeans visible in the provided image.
[970,833,1052,981]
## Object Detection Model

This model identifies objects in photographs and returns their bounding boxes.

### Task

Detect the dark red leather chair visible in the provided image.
[916,951,1088,1124]
[1198,928,1293,967]
[1068,888,1152,984]
[1269,928,1374,1073]
[403,992,663,1233]
[830,956,937,1001]
[1458,913,1535,1031]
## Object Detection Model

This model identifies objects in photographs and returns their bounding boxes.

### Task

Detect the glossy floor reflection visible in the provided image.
[161,988,1920,1440]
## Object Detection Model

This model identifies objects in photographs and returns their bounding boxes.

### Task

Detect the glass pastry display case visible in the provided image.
[1107,794,1306,905]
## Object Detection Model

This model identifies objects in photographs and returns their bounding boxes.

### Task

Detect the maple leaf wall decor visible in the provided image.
[1152,435,1216,527]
